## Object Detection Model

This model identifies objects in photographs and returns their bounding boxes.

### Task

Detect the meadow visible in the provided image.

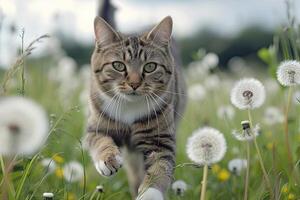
[1,13,300,200]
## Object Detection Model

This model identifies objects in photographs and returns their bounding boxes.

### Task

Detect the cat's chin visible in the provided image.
[122,94,145,102]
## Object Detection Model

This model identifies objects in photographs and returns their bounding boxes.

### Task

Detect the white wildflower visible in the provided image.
[49,56,77,82]
[172,180,187,196]
[232,121,260,141]
[0,97,48,156]
[277,60,300,86]
[228,57,247,74]
[202,52,219,69]
[228,158,247,175]
[187,61,209,79]
[217,105,235,120]
[264,79,280,94]
[188,84,206,101]
[63,161,84,182]
[204,74,220,90]
[230,78,266,110]
[263,107,284,125]
[41,158,57,173]
[186,127,227,165]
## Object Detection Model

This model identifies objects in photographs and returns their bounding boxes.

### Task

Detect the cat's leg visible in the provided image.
[134,130,175,200]
[123,149,145,198]
[85,132,123,177]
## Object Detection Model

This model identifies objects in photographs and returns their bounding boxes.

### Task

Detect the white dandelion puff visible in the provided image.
[264,79,280,94]
[276,60,300,86]
[63,161,84,182]
[263,107,284,125]
[230,78,266,110]
[43,192,54,200]
[202,52,219,69]
[204,74,220,90]
[41,158,57,173]
[172,180,187,196]
[232,121,260,141]
[0,97,48,156]
[187,61,209,79]
[217,105,235,120]
[228,158,247,176]
[188,84,206,101]
[186,127,227,165]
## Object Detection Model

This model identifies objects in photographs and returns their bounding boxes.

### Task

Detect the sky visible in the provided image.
[0,0,300,67]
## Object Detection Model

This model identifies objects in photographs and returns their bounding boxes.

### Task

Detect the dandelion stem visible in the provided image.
[247,109,274,199]
[200,164,208,200]
[243,142,250,200]
[284,86,293,169]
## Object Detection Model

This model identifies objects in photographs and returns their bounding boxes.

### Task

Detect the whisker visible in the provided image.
[146,94,160,141]
[154,89,187,96]
[145,95,151,128]
[95,92,118,135]
[150,91,187,123]
[148,93,170,130]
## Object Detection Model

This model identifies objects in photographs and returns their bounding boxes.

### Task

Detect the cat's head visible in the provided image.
[91,16,174,102]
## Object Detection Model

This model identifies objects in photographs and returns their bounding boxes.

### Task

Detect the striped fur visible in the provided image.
[85,16,186,199]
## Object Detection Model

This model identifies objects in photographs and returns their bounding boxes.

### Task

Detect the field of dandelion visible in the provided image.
[1,13,300,200]
[1,43,300,200]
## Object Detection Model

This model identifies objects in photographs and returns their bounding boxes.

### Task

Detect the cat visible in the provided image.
[84,16,186,200]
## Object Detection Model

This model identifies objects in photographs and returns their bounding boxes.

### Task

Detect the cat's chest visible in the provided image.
[101,97,156,124]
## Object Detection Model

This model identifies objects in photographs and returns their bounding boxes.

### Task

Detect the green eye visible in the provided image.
[112,61,126,72]
[144,62,157,73]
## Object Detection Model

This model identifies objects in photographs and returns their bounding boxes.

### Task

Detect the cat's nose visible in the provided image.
[129,82,141,90]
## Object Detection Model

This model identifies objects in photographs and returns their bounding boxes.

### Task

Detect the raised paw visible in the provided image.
[136,188,164,200]
[94,153,123,177]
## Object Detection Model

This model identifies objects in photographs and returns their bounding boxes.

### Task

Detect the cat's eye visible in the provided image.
[112,61,126,72]
[143,62,157,73]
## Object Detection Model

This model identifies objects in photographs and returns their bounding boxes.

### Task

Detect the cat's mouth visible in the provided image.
[122,91,144,102]
[127,91,139,96]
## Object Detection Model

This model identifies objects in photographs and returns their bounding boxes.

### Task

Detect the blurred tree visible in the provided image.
[179,26,273,68]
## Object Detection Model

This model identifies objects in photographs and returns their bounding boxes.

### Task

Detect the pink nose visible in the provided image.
[129,82,141,90]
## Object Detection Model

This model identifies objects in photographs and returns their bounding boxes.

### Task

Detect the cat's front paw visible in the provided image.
[93,151,123,177]
[136,188,164,200]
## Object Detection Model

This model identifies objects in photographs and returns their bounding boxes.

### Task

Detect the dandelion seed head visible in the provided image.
[202,52,219,69]
[277,60,300,86]
[232,121,260,141]
[0,97,48,156]
[186,127,227,165]
[230,78,265,110]
[228,158,247,175]
[188,84,206,101]
[263,107,284,125]
[217,105,235,120]
[63,161,84,182]
[171,180,187,196]
[41,158,57,173]
[264,79,280,93]
[204,74,220,90]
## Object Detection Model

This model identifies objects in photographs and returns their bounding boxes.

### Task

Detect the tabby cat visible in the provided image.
[84,16,186,200]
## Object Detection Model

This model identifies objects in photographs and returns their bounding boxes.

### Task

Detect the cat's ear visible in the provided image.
[146,16,173,45]
[94,16,120,47]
